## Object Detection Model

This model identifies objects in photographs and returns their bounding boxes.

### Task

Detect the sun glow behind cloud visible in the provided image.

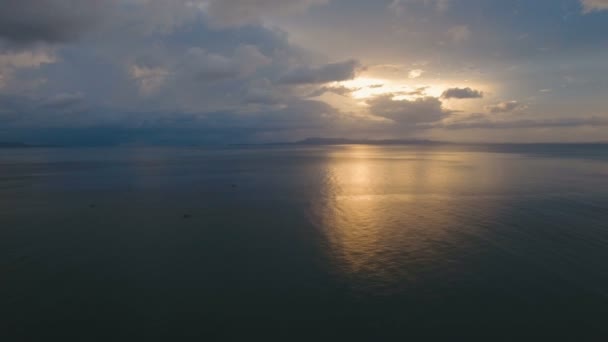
[338,77,493,102]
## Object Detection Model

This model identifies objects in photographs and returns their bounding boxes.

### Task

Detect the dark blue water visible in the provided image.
[2,145,608,340]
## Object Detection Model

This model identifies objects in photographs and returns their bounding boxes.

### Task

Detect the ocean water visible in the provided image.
[1,145,608,340]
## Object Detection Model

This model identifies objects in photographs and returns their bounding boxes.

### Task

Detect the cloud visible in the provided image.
[180,49,242,82]
[40,92,84,110]
[0,1,606,145]
[485,101,525,113]
[367,94,452,125]
[580,0,608,13]
[368,64,407,74]
[0,14,300,116]
[390,0,450,14]
[408,69,424,79]
[103,24,305,115]
[233,45,273,73]
[130,65,170,95]
[0,49,56,68]
[0,48,55,89]
[405,87,429,96]
[307,85,358,97]
[279,59,362,84]
[0,92,348,145]
[0,0,207,46]
[0,92,87,128]
[243,79,283,105]
[441,87,484,99]
[447,25,471,43]
[433,0,450,11]
[176,45,271,83]
[0,0,108,45]
[203,0,328,28]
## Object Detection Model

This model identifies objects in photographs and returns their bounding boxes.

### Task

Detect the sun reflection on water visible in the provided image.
[312,145,505,293]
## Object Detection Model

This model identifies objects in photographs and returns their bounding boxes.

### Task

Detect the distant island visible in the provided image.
[275,138,608,147]
[292,138,447,145]
[0,142,54,148]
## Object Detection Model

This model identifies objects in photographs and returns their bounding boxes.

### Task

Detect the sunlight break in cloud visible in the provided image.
[408,69,424,79]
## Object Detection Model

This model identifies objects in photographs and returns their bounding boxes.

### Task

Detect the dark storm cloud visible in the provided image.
[0,93,345,145]
[279,59,362,84]
[441,87,484,99]
[0,0,106,45]
[367,95,453,125]
[175,45,271,83]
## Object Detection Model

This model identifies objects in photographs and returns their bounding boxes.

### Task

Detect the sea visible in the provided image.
[1,144,608,340]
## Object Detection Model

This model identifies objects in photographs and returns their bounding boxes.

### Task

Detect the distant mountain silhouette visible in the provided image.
[294,137,446,145]
[0,142,54,148]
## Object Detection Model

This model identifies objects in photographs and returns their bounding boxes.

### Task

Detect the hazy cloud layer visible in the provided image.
[204,0,328,27]
[581,0,608,12]
[0,0,607,144]
[486,101,525,114]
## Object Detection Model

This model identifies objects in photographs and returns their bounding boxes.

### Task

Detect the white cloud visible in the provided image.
[408,69,424,79]
[0,49,56,89]
[0,50,55,69]
[130,65,170,95]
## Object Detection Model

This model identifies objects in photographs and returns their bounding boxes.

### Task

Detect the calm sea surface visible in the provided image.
[2,145,608,340]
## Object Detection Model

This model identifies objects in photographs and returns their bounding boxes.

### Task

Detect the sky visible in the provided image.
[0,0,607,145]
